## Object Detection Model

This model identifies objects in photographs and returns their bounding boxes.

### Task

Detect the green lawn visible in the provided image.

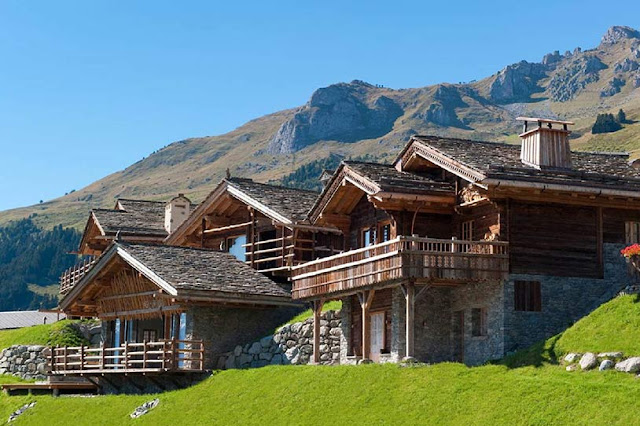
[276,300,342,330]
[2,296,640,425]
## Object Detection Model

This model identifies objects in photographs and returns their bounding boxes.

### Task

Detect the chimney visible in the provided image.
[165,193,191,234]
[516,117,574,170]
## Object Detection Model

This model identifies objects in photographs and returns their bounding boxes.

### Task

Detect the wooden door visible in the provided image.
[370,312,385,362]
[452,310,464,363]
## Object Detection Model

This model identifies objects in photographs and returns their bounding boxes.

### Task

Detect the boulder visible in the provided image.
[260,336,273,348]
[270,354,283,365]
[599,360,615,371]
[597,352,623,360]
[259,352,273,361]
[566,364,578,372]
[564,353,581,363]
[233,345,243,357]
[224,355,236,370]
[615,357,640,373]
[248,342,262,355]
[579,353,598,370]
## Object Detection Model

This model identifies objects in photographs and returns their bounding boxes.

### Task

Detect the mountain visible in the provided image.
[3,25,640,230]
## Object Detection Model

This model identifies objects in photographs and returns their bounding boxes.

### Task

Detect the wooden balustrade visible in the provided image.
[49,339,205,374]
[59,257,97,295]
[291,236,509,300]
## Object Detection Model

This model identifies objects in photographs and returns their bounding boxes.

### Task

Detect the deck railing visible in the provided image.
[49,339,205,374]
[291,236,509,300]
[59,257,97,295]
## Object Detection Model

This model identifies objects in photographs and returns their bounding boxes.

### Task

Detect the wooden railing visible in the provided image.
[59,257,96,295]
[291,236,509,300]
[49,339,205,374]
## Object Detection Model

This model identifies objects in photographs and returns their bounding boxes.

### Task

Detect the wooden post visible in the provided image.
[201,218,206,248]
[401,282,415,359]
[80,345,84,371]
[249,208,256,268]
[172,339,178,371]
[101,342,106,370]
[281,226,286,268]
[63,346,67,372]
[596,206,603,279]
[124,341,129,370]
[358,290,375,361]
[143,341,148,370]
[312,299,325,364]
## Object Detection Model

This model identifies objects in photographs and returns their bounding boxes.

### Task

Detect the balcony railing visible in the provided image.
[49,339,205,375]
[60,257,96,295]
[291,236,509,300]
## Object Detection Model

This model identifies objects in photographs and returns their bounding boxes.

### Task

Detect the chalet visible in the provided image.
[291,118,640,365]
[165,177,343,278]
[53,116,640,380]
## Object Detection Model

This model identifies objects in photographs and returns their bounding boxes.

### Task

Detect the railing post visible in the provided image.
[161,341,167,370]
[101,342,106,370]
[143,340,148,370]
[80,345,84,371]
[172,338,178,371]
[199,340,204,370]
[124,341,129,370]
[63,346,67,372]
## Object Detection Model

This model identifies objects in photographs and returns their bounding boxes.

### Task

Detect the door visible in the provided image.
[452,310,464,363]
[370,312,385,362]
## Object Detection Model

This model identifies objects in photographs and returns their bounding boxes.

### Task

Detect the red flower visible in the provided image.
[621,244,640,258]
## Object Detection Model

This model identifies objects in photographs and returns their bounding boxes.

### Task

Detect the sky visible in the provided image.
[0,0,638,211]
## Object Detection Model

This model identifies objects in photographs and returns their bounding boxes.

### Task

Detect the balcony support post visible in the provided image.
[312,299,325,364]
[357,290,375,362]
[400,282,415,359]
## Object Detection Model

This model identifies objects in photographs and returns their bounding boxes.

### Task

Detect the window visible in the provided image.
[226,235,247,262]
[142,329,157,342]
[362,227,377,248]
[471,308,488,337]
[514,281,542,312]
[461,220,474,241]
[379,223,392,242]
[625,222,640,244]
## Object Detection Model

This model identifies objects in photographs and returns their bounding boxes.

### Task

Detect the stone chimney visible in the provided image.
[516,117,574,170]
[164,194,191,234]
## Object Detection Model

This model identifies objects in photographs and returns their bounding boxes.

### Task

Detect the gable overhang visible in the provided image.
[59,244,178,313]
[395,138,487,186]
[77,211,107,255]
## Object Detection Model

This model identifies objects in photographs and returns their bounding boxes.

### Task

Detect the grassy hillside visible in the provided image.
[2,296,640,424]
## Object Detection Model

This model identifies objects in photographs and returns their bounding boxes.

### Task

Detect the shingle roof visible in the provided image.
[93,201,168,237]
[412,136,640,190]
[118,243,291,299]
[0,311,66,330]
[227,178,319,222]
[343,161,454,194]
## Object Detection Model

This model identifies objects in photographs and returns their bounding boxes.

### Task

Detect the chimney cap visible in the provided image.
[516,116,575,126]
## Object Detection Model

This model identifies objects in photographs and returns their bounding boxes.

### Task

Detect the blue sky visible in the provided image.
[0,0,638,212]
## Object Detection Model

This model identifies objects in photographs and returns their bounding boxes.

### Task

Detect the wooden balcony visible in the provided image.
[60,257,96,295]
[49,339,205,375]
[291,236,509,300]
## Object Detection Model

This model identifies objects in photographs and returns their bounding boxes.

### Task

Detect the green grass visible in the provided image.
[277,301,342,329]
[1,363,639,425]
[0,324,53,353]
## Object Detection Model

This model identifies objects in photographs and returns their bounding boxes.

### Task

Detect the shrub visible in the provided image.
[47,321,89,347]
[592,113,622,134]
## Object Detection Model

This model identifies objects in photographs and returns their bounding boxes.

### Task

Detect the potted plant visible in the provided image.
[621,244,640,271]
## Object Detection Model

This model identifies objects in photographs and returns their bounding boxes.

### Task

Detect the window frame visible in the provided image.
[514,280,542,312]
[471,307,488,337]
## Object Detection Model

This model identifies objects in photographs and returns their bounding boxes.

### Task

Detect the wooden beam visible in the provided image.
[357,290,375,362]
[400,282,415,359]
[203,221,252,234]
[312,299,325,364]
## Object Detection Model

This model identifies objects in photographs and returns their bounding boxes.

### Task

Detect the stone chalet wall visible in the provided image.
[217,310,342,369]
[0,345,48,381]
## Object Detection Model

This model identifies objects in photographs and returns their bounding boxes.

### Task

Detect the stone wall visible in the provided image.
[504,243,630,353]
[0,345,48,381]
[217,310,342,369]
[186,305,302,369]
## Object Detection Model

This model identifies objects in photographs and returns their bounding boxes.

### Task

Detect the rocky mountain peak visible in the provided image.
[601,26,640,45]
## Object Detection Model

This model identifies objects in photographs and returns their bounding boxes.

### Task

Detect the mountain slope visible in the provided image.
[3,25,640,230]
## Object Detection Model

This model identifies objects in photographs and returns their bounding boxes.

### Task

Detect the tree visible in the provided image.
[592,113,622,134]
[617,109,627,124]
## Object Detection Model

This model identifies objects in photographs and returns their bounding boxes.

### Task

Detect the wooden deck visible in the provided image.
[49,339,205,375]
[291,236,509,300]
[2,381,98,396]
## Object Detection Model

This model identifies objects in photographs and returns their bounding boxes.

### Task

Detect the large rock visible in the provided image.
[549,55,607,101]
[248,342,262,355]
[615,357,640,373]
[489,61,547,103]
[564,353,581,363]
[579,353,598,370]
[597,352,623,360]
[268,81,403,154]
[599,360,615,371]
[601,26,640,45]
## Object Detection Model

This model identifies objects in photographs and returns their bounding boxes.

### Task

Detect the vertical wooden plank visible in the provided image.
[405,283,415,359]
[80,345,84,371]
[101,342,106,370]
[249,208,256,268]
[597,207,603,278]
[124,341,129,370]
[143,340,148,370]
[312,299,325,364]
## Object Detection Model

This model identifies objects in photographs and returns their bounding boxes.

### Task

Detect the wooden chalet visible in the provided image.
[165,177,342,278]
[55,242,297,376]
[292,118,640,365]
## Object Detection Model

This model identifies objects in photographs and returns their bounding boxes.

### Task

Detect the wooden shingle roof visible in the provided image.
[226,178,319,222]
[343,161,453,194]
[406,136,640,191]
[92,203,167,237]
